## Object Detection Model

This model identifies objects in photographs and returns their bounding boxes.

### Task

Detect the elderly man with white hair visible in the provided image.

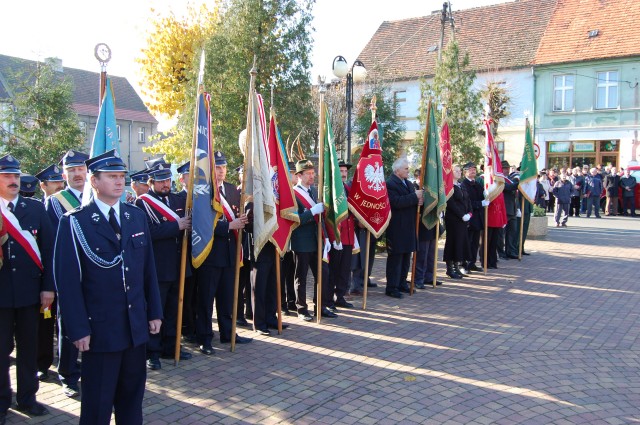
[384,157,423,299]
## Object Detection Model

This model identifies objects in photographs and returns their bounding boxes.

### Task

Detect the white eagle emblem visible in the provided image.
[364,162,385,192]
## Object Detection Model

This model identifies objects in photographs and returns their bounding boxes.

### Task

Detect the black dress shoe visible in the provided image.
[468,264,483,272]
[146,357,162,370]
[182,334,197,344]
[220,335,253,344]
[335,299,354,308]
[385,290,403,299]
[446,270,463,279]
[199,345,214,355]
[160,350,192,360]
[488,265,498,269]
[506,254,519,259]
[414,283,425,289]
[63,384,80,398]
[255,329,270,336]
[236,318,250,327]
[298,312,313,321]
[326,305,339,313]
[521,251,530,256]
[15,402,49,416]
[398,286,411,293]
[367,282,378,288]
[36,370,49,382]
[320,307,338,318]
[267,323,289,330]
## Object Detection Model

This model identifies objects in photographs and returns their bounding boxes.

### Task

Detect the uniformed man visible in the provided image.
[19,175,39,199]
[461,162,488,272]
[175,161,198,343]
[291,159,337,320]
[1,154,55,422]
[54,150,163,425]
[280,161,298,315]
[214,151,241,216]
[127,169,150,203]
[235,164,252,327]
[35,164,65,201]
[196,153,252,353]
[503,161,521,259]
[135,161,192,370]
[45,149,88,397]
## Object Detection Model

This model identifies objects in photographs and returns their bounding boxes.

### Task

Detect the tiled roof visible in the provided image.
[534,0,640,65]
[357,0,557,81]
[0,53,157,124]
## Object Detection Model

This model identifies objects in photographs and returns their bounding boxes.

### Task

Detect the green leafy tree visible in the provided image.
[418,40,483,164]
[1,62,84,174]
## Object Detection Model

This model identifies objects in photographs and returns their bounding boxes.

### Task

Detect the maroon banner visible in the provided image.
[347,121,391,238]
[440,118,454,200]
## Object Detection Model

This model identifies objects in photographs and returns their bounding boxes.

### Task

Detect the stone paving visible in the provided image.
[6,214,640,424]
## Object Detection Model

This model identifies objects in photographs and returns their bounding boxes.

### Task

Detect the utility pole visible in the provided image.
[438,2,455,62]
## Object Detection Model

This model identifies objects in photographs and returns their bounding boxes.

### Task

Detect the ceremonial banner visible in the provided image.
[518,119,538,204]
[347,120,391,238]
[440,114,454,201]
[243,93,277,259]
[422,105,447,230]
[322,103,348,243]
[267,109,299,253]
[192,92,222,268]
[483,119,505,202]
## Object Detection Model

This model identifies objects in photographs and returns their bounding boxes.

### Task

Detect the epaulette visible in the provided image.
[64,205,86,217]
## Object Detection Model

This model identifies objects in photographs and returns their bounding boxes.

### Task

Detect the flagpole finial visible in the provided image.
[198,50,206,86]
[318,75,327,94]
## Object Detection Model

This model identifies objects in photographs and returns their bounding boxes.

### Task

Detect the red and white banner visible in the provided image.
[1,207,43,270]
[483,119,505,202]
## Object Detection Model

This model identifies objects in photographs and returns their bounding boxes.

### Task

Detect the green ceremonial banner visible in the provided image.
[421,104,447,230]
[322,103,348,243]
[518,119,538,204]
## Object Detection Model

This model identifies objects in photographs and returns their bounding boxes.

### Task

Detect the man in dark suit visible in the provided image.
[385,157,423,298]
[1,154,55,423]
[135,161,192,370]
[290,159,337,321]
[54,150,163,425]
[44,149,89,397]
[501,161,521,260]
[35,164,65,202]
[126,169,150,203]
[461,162,489,271]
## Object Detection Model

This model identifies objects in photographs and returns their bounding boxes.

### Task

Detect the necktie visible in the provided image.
[7,202,14,212]
[109,207,121,240]
[308,188,316,202]
[219,185,225,197]
[163,196,170,207]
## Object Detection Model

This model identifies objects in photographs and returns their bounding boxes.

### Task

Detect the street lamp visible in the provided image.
[332,56,367,162]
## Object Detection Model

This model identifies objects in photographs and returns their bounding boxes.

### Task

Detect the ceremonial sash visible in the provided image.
[294,186,330,261]
[53,190,81,212]
[138,194,179,222]
[1,207,43,270]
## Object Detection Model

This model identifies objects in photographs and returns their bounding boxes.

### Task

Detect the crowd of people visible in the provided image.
[2,146,637,424]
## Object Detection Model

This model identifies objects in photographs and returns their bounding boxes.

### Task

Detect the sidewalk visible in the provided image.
[7,214,640,424]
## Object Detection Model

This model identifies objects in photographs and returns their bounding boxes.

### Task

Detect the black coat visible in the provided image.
[221,181,241,217]
[461,177,484,231]
[386,174,419,254]
[443,185,471,262]
[503,176,519,217]
[1,196,55,308]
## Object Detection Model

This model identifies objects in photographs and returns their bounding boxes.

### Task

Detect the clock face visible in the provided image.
[94,43,112,63]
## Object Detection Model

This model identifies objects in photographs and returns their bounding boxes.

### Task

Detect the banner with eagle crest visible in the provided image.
[347,120,391,238]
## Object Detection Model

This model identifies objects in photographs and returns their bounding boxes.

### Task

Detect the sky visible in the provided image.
[2,0,509,128]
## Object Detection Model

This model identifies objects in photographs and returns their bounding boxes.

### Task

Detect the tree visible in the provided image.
[482,80,511,138]
[418,40,483,164]
[0,62,84,174]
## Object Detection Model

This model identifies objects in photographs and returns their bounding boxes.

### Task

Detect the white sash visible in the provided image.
[1,205,43,270]
[138,194,180,223]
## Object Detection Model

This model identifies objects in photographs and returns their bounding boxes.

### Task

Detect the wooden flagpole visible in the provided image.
[362,96,377,310]
[174,50,205,364]
[411,100,431,296]
[316,81,326,324]
[231,58,257,352]
[483,205,488,275]
[518,196,525,260]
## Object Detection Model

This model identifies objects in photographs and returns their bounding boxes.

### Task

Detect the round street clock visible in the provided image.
[94,43,112,63]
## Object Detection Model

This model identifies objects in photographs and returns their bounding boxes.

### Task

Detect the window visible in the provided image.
[78,121,87,136]
[116,124,121,142]
[596,71,618,109]
[138,127,146,143]
[553,75,574,111]
[394,90,407,118]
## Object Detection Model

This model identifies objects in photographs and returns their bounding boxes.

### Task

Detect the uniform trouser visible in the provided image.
[80,344,146,425]
[280,252,296,309]
[415,239,436,285]
[252,261,277,331]
[147,280,178,358]
[586,196,601,217]
[0,305,39,412]
[570,196,581,216]
[505,216,518,257]
[237,260,253,319]
[293,251,331,314]
[329,245,353,302]
[623,197,636,216]
[554,203,570,224]
[37,299,56,373]
[182,275,197,337]
[385,252,411,292]
[496,227,506,257]
[351,230,377,291]
[480,227,500,268]
[605,196,619,215]
[516,215,531,253]
[196,265,234,345]
[57,313,81,386]
[467,228,482,266]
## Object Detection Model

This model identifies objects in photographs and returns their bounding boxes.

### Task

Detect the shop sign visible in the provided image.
[573,142,595,152]
[548,142,571,153]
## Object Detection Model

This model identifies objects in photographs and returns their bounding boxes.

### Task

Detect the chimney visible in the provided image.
[45,57,63,72]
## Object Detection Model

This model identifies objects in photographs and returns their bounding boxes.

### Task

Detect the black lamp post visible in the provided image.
[332,56,367,163]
